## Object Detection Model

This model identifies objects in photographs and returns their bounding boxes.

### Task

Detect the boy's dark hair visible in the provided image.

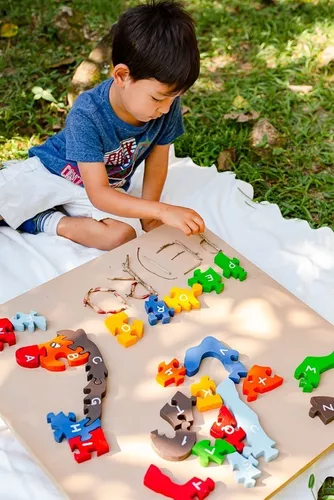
[112,0,200,94]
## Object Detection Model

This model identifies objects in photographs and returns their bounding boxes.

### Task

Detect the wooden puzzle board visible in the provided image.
[0,226,333,500]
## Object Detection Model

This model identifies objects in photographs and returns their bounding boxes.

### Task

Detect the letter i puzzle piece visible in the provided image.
[163,284,203,313]
[0,318,16,351]
[191,376,223,412]
[156,359,186,387]
[145,295,175,325]
[104,311,144,347]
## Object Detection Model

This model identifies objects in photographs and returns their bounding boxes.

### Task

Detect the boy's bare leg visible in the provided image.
[57,216,136,250]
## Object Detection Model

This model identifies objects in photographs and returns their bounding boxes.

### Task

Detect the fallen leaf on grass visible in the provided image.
[251,118,279,148]
[319,46,334,67]
[47,57,77,69]
[232,95,249,109]
[224,110,260,122]
[288,84,313,94]
[182,106,191,115]
[0,23,18,38]
[217,148,237,172]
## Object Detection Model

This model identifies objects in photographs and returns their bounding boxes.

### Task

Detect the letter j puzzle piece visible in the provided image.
[104,311,144,347]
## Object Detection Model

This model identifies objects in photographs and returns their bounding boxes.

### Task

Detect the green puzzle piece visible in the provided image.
[188,267,224,294]
[214,252,247,281]
[192,438,236,467]
[294,352,334,393]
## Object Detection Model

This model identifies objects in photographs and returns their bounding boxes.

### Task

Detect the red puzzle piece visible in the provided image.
[144,464,215,500]
[0,318,16,351]
[210,406,246,452]
[68,427,109,463]
[243,365,283,402]
[16,344,47,368]
[156,358,186,387]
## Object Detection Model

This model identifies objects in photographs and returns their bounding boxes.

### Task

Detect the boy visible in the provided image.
[0,0,205,250]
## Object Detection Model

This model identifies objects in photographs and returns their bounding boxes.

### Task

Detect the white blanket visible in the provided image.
[0,149,333,499]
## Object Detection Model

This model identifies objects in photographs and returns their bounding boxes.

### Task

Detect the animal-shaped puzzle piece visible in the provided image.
[144,464,215,500]
[188,268,224,294]
[16,344,47,368]
[163,284,202,313]
[68,427,109,463]
[47,411,101,443]
[104,311,144,347]
[214,252,247,281]
[83,377,107,426]
[210,406,246,453]
[217,378,278,462]
[10,311,47,332]
[243,365,283,402]
[191,376,222,412]
[145,295,175,326]
[294,352,334,393]
[309,396,334,425]
[227,451,262,488]
[157,359,186,387]
[39,335,89,372]
[184,336,247,383]
[151,422,197,461]
[0,318,16,351]
[160,391,196,430]
[192,438,235,467]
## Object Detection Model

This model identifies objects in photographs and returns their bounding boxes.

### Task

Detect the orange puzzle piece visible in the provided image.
[104,311,144,348]
[38,335,89,372]
[243,365,284,402]
[163,284,203,313]
[156,358,186,387]
[191,375,223,412]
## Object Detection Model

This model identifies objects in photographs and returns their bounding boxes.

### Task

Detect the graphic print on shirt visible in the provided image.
[60,164,84,186]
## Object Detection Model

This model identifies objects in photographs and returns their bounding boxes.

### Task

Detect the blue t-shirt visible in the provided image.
[29,78,184,191]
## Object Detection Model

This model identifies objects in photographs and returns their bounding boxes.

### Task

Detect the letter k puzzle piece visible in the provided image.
[164,284,202,313]
[214,252,247,281]
[104,311,144,347]
[243,365,283,402]
[192,438,236,466]
[191,376,223,412]
[145,295,175,325]
[294,352,334,393]
[188,268,224,294]
[156,359,186,387]
[10,311,47,332]
[0,318,16,351]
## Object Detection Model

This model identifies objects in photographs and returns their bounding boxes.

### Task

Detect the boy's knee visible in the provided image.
[104,221,136,250]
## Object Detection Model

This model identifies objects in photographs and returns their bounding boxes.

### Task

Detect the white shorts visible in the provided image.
[0,156,143,237]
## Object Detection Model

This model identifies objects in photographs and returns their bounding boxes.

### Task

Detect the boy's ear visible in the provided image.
[113,64,131,88]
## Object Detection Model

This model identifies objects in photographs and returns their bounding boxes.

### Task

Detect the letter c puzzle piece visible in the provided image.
[104,311,144,347]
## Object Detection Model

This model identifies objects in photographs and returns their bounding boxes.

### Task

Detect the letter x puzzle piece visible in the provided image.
[0,318,16,351]
[145,295,175,326]
[163,284,202,313]
[156,359,186,387]
[47,411,101,443]
[104,311,144,347]
[243,365,283,402]
[68,427,109,463]
[227,451,262,488]
[210,406,246,453]
[309,396,334,425]
[144,464,215,500]
[10,311,47,332]
[294,352,334,393]
[184,336,247,383]
[192,438,236,467]
[188,268,224,294]
[190,375,222,412]
[214,252,247,281]
[160,391,197,430]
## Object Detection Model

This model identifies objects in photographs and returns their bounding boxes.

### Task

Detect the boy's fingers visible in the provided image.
[180,222,192,236]
[193,214,205,232]
[186,219,201,234]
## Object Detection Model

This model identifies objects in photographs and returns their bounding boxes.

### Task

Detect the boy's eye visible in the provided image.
[151,96,163,102]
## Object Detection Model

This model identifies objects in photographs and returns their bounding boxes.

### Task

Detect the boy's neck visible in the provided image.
[109,81,144,127]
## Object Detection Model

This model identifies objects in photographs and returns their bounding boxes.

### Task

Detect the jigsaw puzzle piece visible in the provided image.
[47,411,101,443]
[188,268,224,294]
[160,391,196,430]
[0,318,16,351]
[144,464,215,500]
[191,376,223,412]
[151,422,196,461]
[15,344,47,368]
[163,284,202,313]
[10,311,47,332]
[156,359,186,387]
[210,407,246,453]
[145,295,175,325]
[217,378,278,462]
[104,311,144,347]
[38,335,89,372]
[309,396,334,425]
[243,365,283,402]
[68,426,109,463]
[83,377,107,426]
[294,352,334,393]
[227,451,262,488]
[192,438,236,467]
[214,252,247,281]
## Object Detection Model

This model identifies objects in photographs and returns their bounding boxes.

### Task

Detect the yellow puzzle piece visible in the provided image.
[191,375,223,412]
[104,312,144,348]
[163,284,203,313]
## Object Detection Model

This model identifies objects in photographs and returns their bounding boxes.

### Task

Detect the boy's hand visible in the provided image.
[159,204,205,236]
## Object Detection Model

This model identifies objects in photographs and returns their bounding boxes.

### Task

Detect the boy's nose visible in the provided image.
[158,101,171,115]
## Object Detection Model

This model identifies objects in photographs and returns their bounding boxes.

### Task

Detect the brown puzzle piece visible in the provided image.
[83,377,107,426]
[160,391,196,430]
[309,396,334,425]
[150,422,197,461]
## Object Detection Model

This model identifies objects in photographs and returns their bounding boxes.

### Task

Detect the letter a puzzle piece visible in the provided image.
[294,352,334,393]
[10,311,47,332]
[163,284,202,313]
[227,451,262,488]
[104,311,144,347]
[68,426,109,463]
[145,295,175,325]
[150,423,197,461]
[38,335,89,372]
[309,396,334,425]
[160,391,197,430]
[0,318,16,351]
[210,406,246,453]
[47,411,101,443]
[16,344,47,368]
[191,376,222,412]
[192,438,236,467]
[214,252,247,281]
[156,359,186,387]
[188,268,224,294]
[243,365,283,402]
[144,464,215,500]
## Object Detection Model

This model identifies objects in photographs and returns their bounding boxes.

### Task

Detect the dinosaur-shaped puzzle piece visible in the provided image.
[243,365,283,402]
[164,284,202,313]
[227,451,262,488]
[190,376,222,412]
[151,422,197,461]
[188,268,224,294]
[157,359,186,387]
[144,464,215,500]
[192,438,235,467]
[309,396,334,425]
[47,411,101,443]
[145,295,175,325]
[210,406,246,453]
[10,311,47,332]
[294,352,334,393]
[214,252,247,281]
[39,335,89,372]
[184,336,247,383]
[160,391,196,430]
[68,426,109,463]
[0,318,16,351]
[104,311,144,347]
[83,377,107,426]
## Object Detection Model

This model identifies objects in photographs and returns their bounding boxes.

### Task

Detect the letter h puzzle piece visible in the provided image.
[210,406,246,453]
[10,311,47,332]
[47,411,101,443]
[0,318,16,351]
[145,295,175,325]
[188,268,224,294]
[163,284,202,313]
[156,359,186,387]
[214,252,247,281]
[104,311,144,347]
[190,376,222,412]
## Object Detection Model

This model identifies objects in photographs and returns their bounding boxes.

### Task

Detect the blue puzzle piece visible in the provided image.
[217,378,279,462]
[184,336,247,383]
[46,411,101,443]
[10,311,47,332]
[145,295,174,326]
[227,451,261,488]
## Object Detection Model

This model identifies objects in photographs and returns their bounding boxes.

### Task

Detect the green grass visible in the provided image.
[0,0,333,228]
